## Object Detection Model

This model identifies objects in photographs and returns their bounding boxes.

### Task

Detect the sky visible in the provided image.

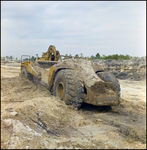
[1,1,146,59]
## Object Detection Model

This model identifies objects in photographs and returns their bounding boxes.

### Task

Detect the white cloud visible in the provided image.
[1,1,146,59]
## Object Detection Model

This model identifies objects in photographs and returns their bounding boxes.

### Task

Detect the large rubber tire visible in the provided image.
[33,75,38,85]
[53,69,84,108]
[97,72,121,98]
[21,67,33,80]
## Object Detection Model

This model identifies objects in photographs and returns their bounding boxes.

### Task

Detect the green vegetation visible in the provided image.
[90,53,133,61]
[62,53,144,61]
[69,54,72,59]
[9,56,13,61]
[79,53,84,58]
[1,54,145,62]
[90,53,100,60]
[31,56,35,61]
[1,57,5,61]
[64,54,69,59]
[75,54,79,58]
[6,56,9,60]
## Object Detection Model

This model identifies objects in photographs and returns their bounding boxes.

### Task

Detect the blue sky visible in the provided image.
[1,1,146,59]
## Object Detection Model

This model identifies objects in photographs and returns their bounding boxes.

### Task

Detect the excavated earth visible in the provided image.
[1,60,146,149]
[93,57,146,81]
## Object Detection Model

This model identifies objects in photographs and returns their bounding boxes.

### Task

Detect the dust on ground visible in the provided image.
[1,61,146,149]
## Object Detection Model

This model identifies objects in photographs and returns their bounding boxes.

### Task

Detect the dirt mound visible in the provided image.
[93,57,146,81]
[58,59,103,87]
[91,81,116,94]
[1,74,77,140]
[1,62,146,149]
[1,76,79,148]
[113,70,146,81]
[1,76,51,102]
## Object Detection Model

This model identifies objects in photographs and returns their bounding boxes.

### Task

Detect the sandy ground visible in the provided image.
[1,62,146,149]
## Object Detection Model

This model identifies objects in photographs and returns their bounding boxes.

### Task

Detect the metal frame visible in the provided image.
[21,55,31,63]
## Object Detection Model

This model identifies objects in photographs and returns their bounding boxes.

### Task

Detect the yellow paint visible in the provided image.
[27,63,38,76]
[20,62,30,75]
[48,66,55,89]
[41,45,60,61]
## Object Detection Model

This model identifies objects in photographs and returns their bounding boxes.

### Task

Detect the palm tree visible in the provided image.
[6,56,9,60]
[69,54,72,59]
[10,56,13,61]
[79,53,84,58]
[96,53,100,59]
[75,54,79,59]
[64,54,68,59]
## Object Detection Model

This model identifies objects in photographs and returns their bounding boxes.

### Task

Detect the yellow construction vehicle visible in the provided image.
[20,45,120,108]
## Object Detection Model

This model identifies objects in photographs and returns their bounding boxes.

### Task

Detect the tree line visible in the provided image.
[1,56,35,61]
[64,53,134,61]
[90,53,133,60]
[1,56,15,61]
[1,54,145,62]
